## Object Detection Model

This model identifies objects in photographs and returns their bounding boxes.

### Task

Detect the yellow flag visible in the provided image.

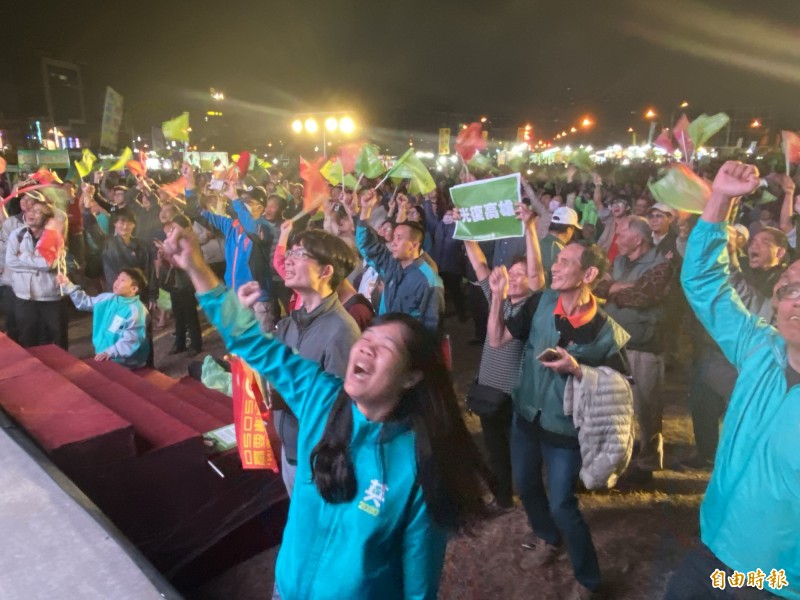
[75,149,97,178]
[162,112,190,142]
[108,147,133,172]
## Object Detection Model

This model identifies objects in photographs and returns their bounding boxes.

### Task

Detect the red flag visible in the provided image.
[159,176,188,198]
[654,129,675,154]
[37,228,64,266]
[230,355,279,471]
[299,156,329,212]
[782,131,800,165]
[673,114,694,160]
[0,157,6,175]
[339,142,362,174]
[31,167,62,185]
[456,122,487,161]
[236,151,251,179]
[126,160,146,178]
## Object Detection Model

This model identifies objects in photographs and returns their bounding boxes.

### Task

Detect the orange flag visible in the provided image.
[159,176,187,198]
[229,355,279,471]
[126,160,146,178]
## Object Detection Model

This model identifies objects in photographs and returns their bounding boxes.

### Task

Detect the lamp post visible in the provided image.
[644,108,657,144]
[291,112,357,157]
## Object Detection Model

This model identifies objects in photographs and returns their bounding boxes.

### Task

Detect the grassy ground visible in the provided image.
[65,305,709,599]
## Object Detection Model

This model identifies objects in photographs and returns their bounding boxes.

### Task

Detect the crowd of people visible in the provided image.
[1,150,798,599]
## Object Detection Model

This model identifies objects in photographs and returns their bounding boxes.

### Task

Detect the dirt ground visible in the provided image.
[64,304,709,600]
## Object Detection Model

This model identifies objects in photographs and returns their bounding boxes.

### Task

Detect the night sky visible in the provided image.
[4,0,800,143]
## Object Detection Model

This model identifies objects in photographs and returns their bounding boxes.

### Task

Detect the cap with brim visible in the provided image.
[551,206,582,229]
[648,202,676,217]
[241,185,267,204]
[733,223,750,242]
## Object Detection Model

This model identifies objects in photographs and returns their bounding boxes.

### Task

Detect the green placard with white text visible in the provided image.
[451,173,523,241]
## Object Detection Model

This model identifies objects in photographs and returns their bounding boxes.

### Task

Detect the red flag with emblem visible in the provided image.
[339,142,362,174]
[236,151,251,179]
[654,129,675,154]
[456,122,487,162]
[37,228,65,266]
[230,355,279,471]
[159,176,187,198]
[299,156,329,213]
[126,160,146,178]
[782,131,800,165]
[673,114,694,161]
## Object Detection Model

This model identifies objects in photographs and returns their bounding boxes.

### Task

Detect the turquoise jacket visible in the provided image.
[682,220,799,600]
[65,285,149,368]
[197,286,447,600]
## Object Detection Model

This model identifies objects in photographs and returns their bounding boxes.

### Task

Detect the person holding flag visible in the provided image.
[159,223,492,600]
[357,189,444,334]
[182,163,276,331]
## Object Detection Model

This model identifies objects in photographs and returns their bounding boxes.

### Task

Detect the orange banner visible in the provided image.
[230,355,279,472]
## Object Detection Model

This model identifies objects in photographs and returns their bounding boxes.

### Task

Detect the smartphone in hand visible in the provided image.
[536,348,561,363]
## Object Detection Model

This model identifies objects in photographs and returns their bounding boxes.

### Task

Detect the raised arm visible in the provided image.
[357,190,394,275]
[516,202,546,291]
[777,175,796,234]
[682,161,768,368]
[487,266,514,347]
[162,226,341,420]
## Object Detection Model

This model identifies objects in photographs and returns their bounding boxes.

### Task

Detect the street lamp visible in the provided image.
[644,108,657,120]
[750,119,762,128]
[581,117,593,128]
[292,120,303,133]
[325,117,338,132]
[304,118,319,134]
[210,88,224,101]
[339,116,355,134]
[291,112,357,157]
[679,101,689,109]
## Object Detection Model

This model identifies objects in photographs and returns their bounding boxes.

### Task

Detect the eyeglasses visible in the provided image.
[776,283,800,301]
[285,248,316,260]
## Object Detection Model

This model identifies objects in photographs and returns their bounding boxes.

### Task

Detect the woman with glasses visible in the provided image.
[161,224,492,600]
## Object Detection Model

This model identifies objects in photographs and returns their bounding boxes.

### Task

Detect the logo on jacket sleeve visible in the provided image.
[358,479,389,516]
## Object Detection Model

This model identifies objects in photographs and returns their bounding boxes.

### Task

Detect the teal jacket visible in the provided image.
[65,284,149,368]
[197,286,447,600]
[682,220,800,600]
[513,289,630,437]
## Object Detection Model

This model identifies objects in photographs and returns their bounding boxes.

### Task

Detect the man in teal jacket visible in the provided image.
[665,161,799,600]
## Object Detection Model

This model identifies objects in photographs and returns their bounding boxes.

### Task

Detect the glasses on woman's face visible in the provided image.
[285,248,315,260]
[776,283,800,301]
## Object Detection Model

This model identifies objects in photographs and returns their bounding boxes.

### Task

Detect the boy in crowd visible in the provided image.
[56,268,150,368]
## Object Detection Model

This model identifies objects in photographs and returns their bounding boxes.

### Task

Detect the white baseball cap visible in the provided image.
[551,206,582,229]
[648,202,676,217]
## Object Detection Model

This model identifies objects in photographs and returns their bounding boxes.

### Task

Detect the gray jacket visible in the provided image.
[0,214,26,283]
[5,226,61,301]
[273,292,360,463]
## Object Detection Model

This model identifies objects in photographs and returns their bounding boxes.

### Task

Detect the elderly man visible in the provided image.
[665,161,799,600]
[488,239,629,600]
[647,202,678,257]
[595,216,673,484]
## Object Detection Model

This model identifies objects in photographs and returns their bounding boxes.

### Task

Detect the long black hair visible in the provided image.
[309,313,493,530]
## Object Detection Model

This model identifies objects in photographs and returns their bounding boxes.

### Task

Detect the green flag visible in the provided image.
[387,149,436,195]
[467,153,493,173]
[64,163,81,185]
[251,158,271,185]
[647,164,711,214]
[109,147,133,172]
[687,113,729,150]
[75,149,97,178]
[162,112,190,142]
[568,148,593,173]
[451,173,523,241]
[355,143,385,179]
